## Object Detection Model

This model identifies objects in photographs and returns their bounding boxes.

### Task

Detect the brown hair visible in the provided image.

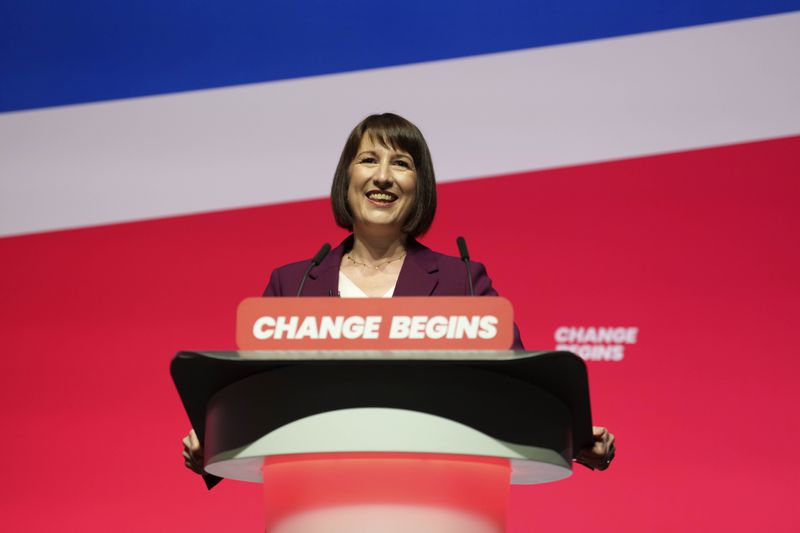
[330,113,437,236]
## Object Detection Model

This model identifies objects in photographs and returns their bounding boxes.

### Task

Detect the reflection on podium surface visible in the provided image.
[262,453,510,533]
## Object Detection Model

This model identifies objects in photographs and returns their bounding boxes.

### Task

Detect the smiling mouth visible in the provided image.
[365,190,398,205]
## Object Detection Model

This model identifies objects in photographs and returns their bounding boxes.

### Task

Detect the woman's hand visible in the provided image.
[576,426,616,471]
[182,429,205,475]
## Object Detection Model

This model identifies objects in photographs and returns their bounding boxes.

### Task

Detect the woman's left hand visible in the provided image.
[576,426,615,471]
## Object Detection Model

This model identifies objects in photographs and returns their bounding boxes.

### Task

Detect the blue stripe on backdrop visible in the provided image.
[2,0,799,112]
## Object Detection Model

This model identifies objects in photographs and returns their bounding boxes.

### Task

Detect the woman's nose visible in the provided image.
[373,161,394,186]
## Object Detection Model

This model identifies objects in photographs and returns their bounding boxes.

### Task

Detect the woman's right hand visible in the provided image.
[182,429,205,475]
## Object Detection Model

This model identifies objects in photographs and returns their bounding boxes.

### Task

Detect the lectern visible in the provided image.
[171,349,593,532]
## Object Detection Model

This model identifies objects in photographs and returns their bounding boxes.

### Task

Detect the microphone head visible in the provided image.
[456,236,470,261]
[311,243,332,265]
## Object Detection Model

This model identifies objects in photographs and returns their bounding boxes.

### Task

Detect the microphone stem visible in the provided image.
[465,258,474,296]
[296,262,314,297]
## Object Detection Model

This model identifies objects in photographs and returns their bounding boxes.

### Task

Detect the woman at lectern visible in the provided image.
[260,112,525,349]
[182,113,615,476]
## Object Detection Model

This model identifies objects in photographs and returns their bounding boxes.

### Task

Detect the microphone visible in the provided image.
[456,236,474,296]
[297,243,331,296]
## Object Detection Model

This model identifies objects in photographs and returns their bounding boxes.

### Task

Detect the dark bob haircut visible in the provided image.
[331,113,437,237]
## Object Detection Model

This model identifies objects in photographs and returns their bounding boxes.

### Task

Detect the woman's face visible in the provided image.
[347,134,417,232]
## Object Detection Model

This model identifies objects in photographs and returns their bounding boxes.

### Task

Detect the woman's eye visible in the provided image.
[359,157,377,164]
[394,160,411,168]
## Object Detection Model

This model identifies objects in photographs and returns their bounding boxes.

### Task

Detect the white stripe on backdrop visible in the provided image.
[1,12,799,237]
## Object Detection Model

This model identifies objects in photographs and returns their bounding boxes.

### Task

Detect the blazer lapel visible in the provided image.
[394,238,439,296]
[302,235,438,296]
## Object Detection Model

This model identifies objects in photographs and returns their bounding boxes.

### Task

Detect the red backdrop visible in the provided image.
[1,135,798,531]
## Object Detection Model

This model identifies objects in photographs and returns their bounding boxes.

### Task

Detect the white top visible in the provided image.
[338,271,396,298]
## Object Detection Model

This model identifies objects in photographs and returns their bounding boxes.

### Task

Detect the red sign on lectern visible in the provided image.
[236,296,514,350]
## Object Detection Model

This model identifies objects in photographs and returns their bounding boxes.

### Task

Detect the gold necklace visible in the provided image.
[346,252,406,270]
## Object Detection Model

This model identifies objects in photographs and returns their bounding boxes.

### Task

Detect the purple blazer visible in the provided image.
[262,235,524,350]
